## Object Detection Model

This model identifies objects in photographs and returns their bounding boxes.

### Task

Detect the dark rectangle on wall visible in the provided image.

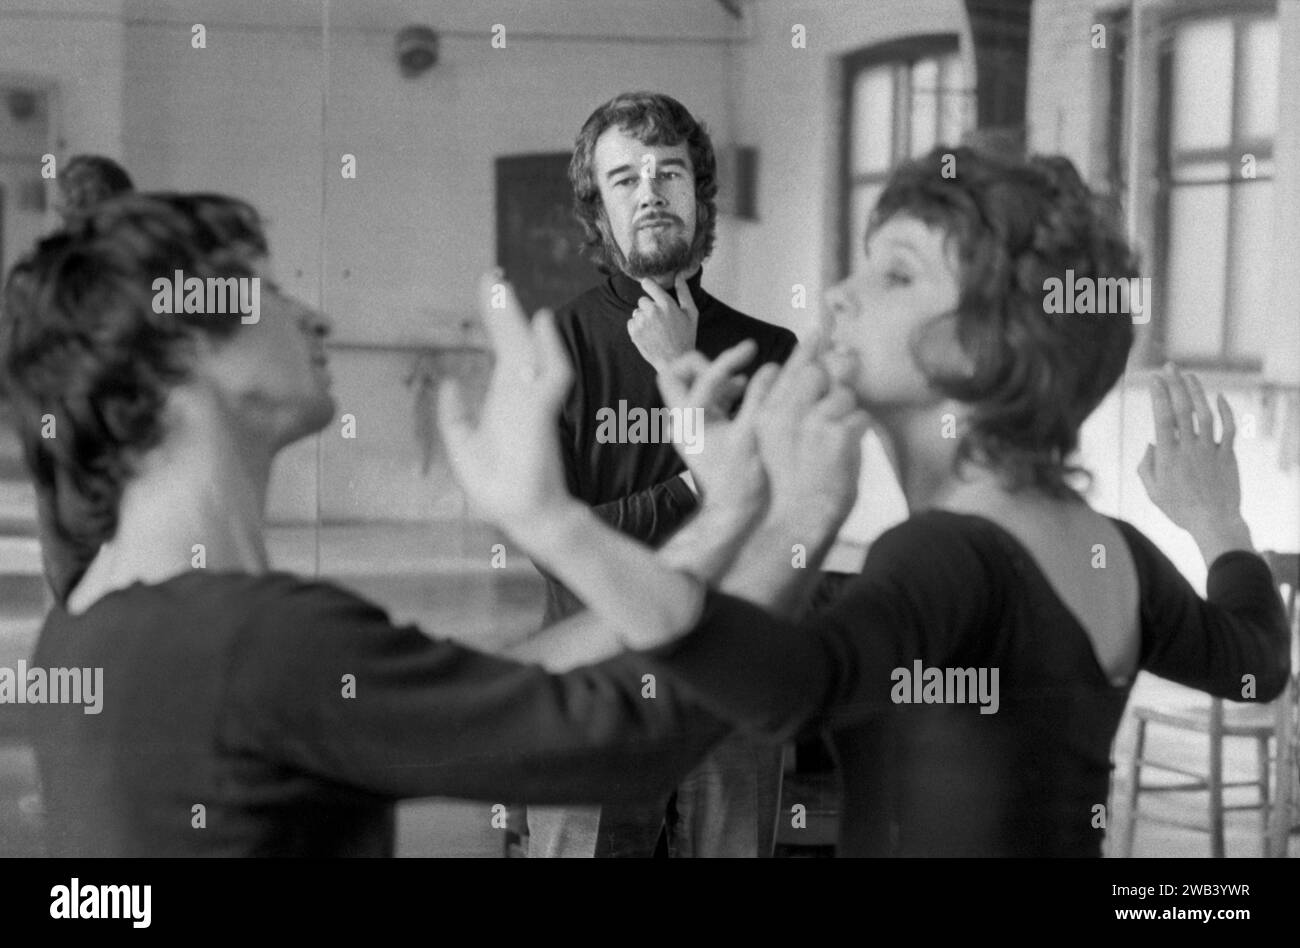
[718,145,758,220]
[495,153,604,318]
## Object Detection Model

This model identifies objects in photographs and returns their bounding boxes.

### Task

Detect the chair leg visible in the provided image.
[1257,736,1271,858]
[1286,749,1299,858]
[1209,719,1225,858]
[1121,718,1146,858]
[1270,692,1297,858]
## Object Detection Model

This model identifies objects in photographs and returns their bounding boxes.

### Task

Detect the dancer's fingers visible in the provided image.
[658,351,712,409]
[687,340,757,411]
[734,362,780,428]
[1148,374,1177,451]
[812,385,859,422]
[1217,394,1237,451]
[1184,371,1214,440]
[1163,363,1197,440]
[708,339,759,378]
[530,308,574,398]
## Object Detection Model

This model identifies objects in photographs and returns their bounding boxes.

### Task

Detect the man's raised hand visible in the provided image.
[628,272,699,373]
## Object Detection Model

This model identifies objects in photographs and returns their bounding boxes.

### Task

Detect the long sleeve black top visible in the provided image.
[27,572,728,857]
[644,511,1292,857]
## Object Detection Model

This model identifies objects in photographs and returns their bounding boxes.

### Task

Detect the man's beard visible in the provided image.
[608,218,697,280]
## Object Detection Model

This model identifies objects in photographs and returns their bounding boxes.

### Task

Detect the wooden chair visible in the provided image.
[1120,551,1300,857]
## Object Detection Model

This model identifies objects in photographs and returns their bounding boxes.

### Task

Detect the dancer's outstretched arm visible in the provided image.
[441,275,866,669]
[439,274,713,649]
[619,368,1289,741]
[504,342,867,669]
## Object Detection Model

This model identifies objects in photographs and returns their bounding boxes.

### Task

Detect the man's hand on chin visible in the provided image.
[627,272,699,373]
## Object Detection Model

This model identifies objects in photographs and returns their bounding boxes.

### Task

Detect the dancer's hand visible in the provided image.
[439,273,577,532]
[1138,363,1252,563]
[657,339,771,518]
[756,340,869,530]
[701,341,870,620]
[628,274,699,373]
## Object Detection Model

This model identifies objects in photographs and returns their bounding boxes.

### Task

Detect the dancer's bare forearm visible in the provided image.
[507,500,759,671]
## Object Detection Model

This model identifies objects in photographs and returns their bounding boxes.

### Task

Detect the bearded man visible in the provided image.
[525,92,796,859]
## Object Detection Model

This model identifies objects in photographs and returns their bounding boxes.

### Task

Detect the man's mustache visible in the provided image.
[635,213,682,228]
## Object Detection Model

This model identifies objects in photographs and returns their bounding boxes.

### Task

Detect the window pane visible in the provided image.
[910,57,939,157]
[1171,19,1234,151]
[1165,183,1229,360]
[1227,180,1273,361]
[849,183,884,268]
[937,52,967,145]
[1239,18,1278,141]
[852,67,893,174]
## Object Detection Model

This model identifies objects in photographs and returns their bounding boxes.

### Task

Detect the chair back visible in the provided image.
[1261,551,1300,670]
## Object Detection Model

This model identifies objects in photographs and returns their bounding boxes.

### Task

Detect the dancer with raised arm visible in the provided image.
[0,193,854,856]
[456,147,1291,857]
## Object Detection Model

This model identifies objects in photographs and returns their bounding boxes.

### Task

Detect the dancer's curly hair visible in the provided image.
[0,193,266,600]
[870,146,1140,497]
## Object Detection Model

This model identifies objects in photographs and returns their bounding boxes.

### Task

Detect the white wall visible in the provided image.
[316,22,734,347]
[111,0,739,522]
[0,0,126,155]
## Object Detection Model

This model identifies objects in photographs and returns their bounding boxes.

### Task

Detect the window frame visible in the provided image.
[838,34,963,279]
[1143,0,1277,372]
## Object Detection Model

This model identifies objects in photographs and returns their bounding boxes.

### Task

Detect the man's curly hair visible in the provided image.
[868,146,1140,498]
[0,192,266,601]
[569,92,718,273]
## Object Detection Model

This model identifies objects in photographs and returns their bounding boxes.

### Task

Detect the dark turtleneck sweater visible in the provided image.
[543,269,797,623]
